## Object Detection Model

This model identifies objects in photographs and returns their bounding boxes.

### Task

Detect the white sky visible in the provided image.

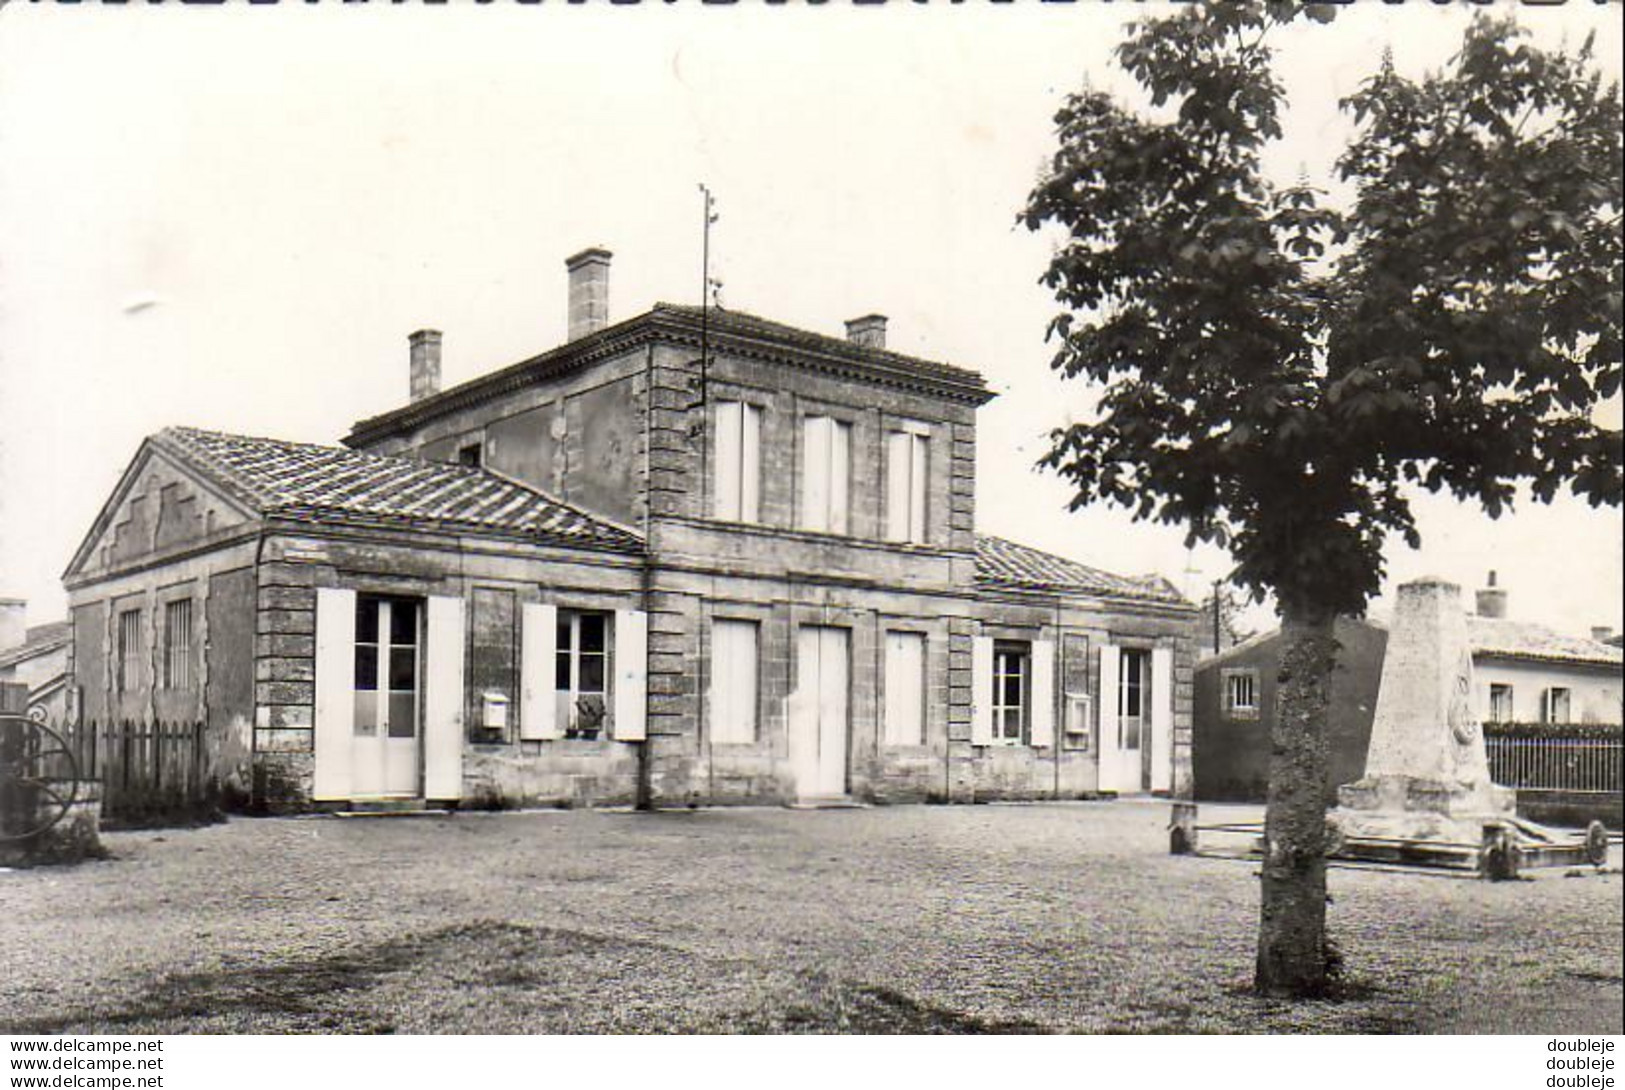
[0,3,1620,640]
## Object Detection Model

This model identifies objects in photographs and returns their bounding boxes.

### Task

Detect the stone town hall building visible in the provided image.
[63,251,1198,811]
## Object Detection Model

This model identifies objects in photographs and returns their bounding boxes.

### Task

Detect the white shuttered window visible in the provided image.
[885,430,929,543]
[883,631,926,746]
[801,416,851,534]
[715,400,762,523]
[710,619,759,744]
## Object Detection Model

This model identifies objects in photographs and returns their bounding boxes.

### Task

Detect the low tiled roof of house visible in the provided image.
[1203,614,1623,671]
[155,427,643,552]
[974,534,1186,605]
[0,621,70,671]
[1467,616,1623,668]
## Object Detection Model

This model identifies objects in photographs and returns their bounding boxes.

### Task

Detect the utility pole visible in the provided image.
[1212,578,1223,656]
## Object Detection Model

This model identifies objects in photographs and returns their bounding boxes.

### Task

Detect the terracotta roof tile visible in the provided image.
[974,533,1187,604]
[156,427,643,552]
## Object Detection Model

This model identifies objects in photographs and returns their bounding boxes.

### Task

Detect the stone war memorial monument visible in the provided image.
[1326,577,1607,878]
[1169,576,1608,877]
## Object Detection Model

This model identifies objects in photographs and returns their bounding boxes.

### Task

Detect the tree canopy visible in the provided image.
[1022,5,1621,623]
[1022,4,1621,997]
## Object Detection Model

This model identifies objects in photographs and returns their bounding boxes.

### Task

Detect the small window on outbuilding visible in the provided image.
[1221,667,1259,721]
[458,443,483,468]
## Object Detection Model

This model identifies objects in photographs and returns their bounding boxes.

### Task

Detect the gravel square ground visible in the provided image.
[0,800,1618,1034]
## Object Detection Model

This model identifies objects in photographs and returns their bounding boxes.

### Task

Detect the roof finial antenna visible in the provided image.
[692,182,721,475]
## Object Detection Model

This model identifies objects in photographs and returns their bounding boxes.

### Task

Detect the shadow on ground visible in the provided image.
[3,921,1042,1035]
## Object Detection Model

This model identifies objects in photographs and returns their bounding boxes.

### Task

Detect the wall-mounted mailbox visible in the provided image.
[481,691,510,731]
[1064,693,1093,751]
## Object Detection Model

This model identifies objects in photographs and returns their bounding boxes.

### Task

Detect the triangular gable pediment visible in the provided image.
[63,439,262,582]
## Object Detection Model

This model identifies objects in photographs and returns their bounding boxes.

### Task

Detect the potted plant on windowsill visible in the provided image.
[569,695,606,741]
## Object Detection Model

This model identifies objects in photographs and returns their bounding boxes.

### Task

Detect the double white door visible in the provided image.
[351,597,420,798]
[792,626,849,799]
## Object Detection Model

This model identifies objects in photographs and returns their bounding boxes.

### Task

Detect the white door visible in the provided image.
[792,626,849,799]
[352,596,421,798]
[1116,648,1150,792]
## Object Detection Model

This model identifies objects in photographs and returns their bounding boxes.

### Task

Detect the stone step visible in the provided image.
[333,799,447,818]
[786,796,868,810]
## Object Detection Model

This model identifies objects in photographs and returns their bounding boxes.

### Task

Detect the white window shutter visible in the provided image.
[1151,646,1173,792]
[613,608,648,741]
[709,620,732,744]
[909,433,928,542]
[711,619,760,745]
[520,602,559,740]
[1097,644,1121,788]
[423,595,465,801]
[884,631,926,746]
[741,404,761,523]
[802,416,830,531]
[312,587,356,801]
[885,432,910,541]
[829,420,851,535]
[1030,639,1055,748]
[971,635,995,746]
[715,401,741,520]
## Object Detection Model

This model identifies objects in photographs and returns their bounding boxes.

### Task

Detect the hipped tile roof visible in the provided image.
[654,304,993,394]
[974,533,1187,605]
[1204,614,1623,670]
[1466,616,1623,668]
[155,427,643,552]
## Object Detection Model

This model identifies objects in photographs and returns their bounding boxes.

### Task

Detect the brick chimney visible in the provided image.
[0,598,25,654]
[409,329,442,404]
[844,314,887,350]
[565,248,612,342]
[1475,570,1508,620]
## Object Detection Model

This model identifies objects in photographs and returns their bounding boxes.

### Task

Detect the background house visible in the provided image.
[64,251,1198,812]
[0,598,70,723]
[1192,573,1623,809]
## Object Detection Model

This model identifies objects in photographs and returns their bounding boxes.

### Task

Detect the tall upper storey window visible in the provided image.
[885,427,929,543]
[715,400,762,523]
[800,416,851,534]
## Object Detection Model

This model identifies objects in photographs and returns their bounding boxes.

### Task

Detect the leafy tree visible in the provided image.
[1022,5,1621,997]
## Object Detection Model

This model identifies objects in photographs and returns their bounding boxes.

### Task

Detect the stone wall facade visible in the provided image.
[66,304,1200,814]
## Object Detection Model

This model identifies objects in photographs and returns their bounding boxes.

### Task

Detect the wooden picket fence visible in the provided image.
[59,719,220,827]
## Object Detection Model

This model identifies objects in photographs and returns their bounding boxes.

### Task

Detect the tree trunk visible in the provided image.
[1255,606,1339,997]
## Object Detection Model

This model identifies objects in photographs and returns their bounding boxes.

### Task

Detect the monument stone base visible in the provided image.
[1330,773,1515,844]
[1326,774,1606,877]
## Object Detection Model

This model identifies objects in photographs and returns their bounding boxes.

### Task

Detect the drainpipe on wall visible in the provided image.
[249,527,269,810]
[634,344,656,812]
[1054,600,1064,802]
